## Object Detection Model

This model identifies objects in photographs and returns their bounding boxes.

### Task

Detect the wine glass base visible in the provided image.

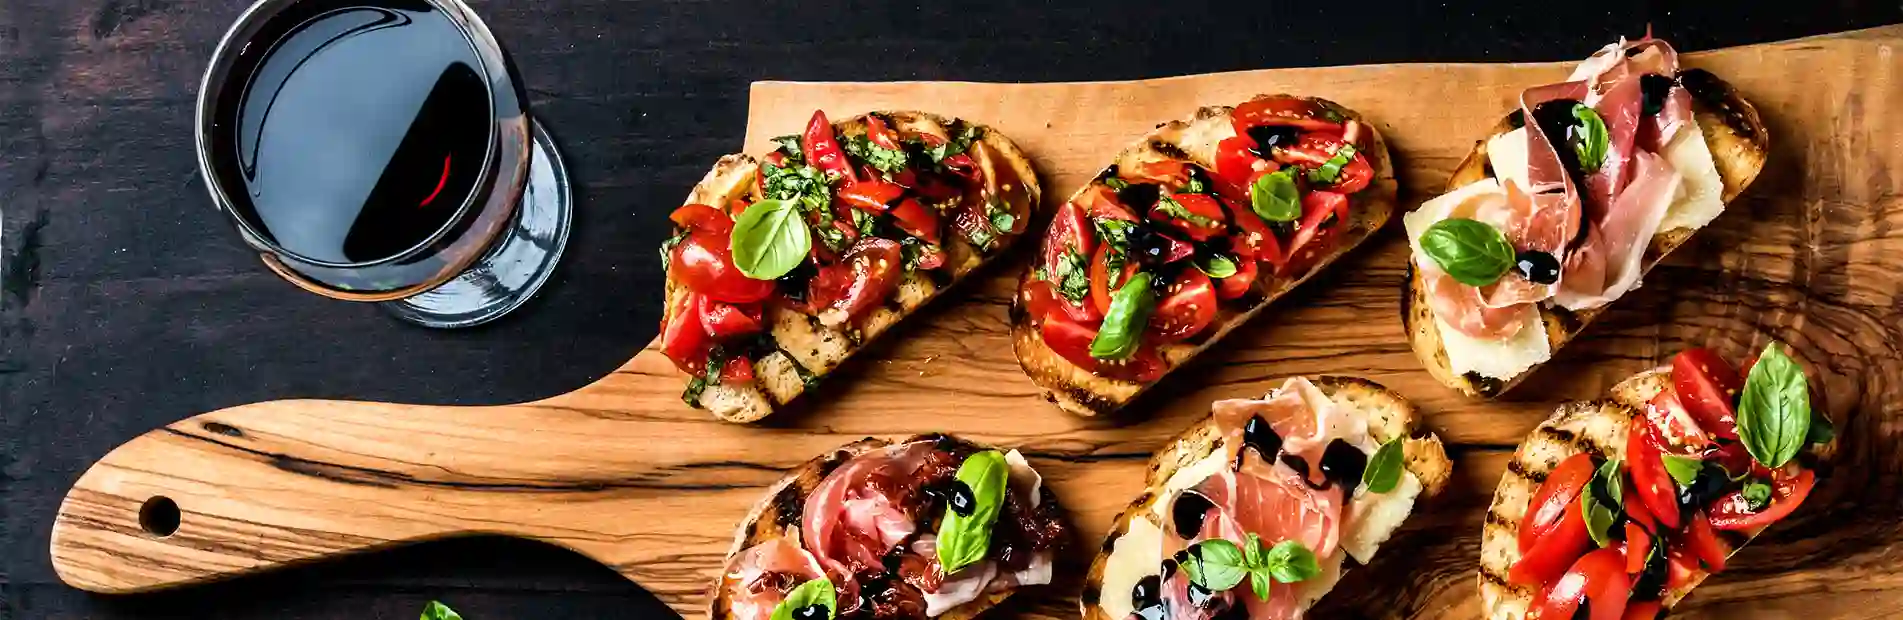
[380,120,572,329]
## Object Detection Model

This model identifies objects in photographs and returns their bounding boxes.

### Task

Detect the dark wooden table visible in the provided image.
[2,2,1898,618]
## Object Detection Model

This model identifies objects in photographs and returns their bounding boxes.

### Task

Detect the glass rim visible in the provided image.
[193,0,515,270]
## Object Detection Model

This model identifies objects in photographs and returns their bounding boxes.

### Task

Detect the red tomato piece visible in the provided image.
[1024,279,1101,326]
[1628,424,1683,529]
[1671,347,1743,440]
[1131,160,1191,186]
[1231,95,1345,135]
[837,180,906,213]
[1274,133,1373,194]
[1077,184,1140,222]
[1528,572,1585,620]
[1510,496,1592,586]
[1089,243,1141,316]
[670,230,775,303]
[1037,315,1165,382]
[802,110,856,182]
[1624,522,1652,575]
[1226,193,1283,263]
[698,296,764,341]
[1682,510,1728,572]
[1643,389,1712,453]
[1708,466,1815,532]
[1150,193,1228,241]
[1574,549,1633,620]
[887,198,941,245]
[1623,486,1656,530]
[718,355,755,385]
[864,115,902,150]
[1275,190,1350,279]
[1215,257,1258,301]
[1041,201,1096,275]
[660,292,712,374]
[670,204,733,235]
[912,242,947,271]
[1665,541,1700,591]
[1521,453,1596,553]
[810,238,902,325]
[1149,269,1217,341]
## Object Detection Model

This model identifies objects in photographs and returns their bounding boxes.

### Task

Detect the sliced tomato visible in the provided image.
[1622,601,1663,620]
[698,296,764,340]
[671,230,775,303]
[887,198,941,245]
[1213,135,1266,201]
[1521,453,1596,553]
[837,180,906,214]
[1215,257,1258,301]
[912,242,947,271]
[1089,243,1141,316]
[1275,190,1350,279]
[1623,486,1657,529]
[802,109,856,182]
[1024,279,1101,326]
[1672,347,1743,440]
[1131,160,1192,186]
[1708,466,1815,532]
[718,355,755,385]
[1154,233,1195,264]
[1510,496,1592,586]
[809,238,902,325]
[1042,201,1095,274]
[670,204,733,235]
[864,114,902,150]
[1682,510,1728,572]
[1276,133,1373,194]
[1628,423,1683,529]
[1077,184,1141,222]
[1665,541,1700,590]
[1150,193,1228,241]
[1227,198,1283,263]
[1624,522,1652,575]
[1150,269,1217,341]
[1039,315,1165,382]
[1531,549,1630,620]
[660,292,712,374]
[1643,389,1712,453]
[1231,95,1344,135]
[1528,571,1585,620]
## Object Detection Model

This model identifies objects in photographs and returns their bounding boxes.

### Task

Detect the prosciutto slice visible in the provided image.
[722,537,827,620]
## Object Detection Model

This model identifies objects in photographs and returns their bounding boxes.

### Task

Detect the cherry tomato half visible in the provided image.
[1275,133,1373,195]
[698,296,764,341]
[837,180,905,214]
[1213,135,1266,204]
[802,109,856,183]
[1628,423,1683,529]
[670,204,733,235]
[1149,269,1217,341]
[864,114,902,150]
[1226,193,1283,263]
[1682,510,1728,572]
[1643,389,1712,453]
[1708,466,1815,532]
[810,238,902,326]
[1231,95,1345,135]
[670,230,775,303]
[1215,257,1258,301]
[1089,243,1142,317]
[1511,493,1592,586]
[887,198,942,245]
[1522,453,1596,553]
[660,292,711,374]
[718,355,755,385]
[1078,183,1141,222]
[1672,348,1743,440]
[1624,522,1652,575]
[1275,190,1351,279]
[1530,549,1630,620]
[1150,193,1228,241]
[1024,278,1101,326]
[1042,201,1096,276]
[1039,314,1165,382]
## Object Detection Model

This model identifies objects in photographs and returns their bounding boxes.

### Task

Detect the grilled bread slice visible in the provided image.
[1081,377,1451,619]
[1477,368,1785,618]
[707,434,1060,620]
[667,112,1042,422]
[1404,69,1769,399]
[1014,99,1398,417]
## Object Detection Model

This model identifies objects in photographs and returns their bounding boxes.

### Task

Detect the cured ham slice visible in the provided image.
[722,537,827,620]
[1555,150,1682,309]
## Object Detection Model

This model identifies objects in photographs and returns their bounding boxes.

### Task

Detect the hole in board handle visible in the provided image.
[140,496,180,537]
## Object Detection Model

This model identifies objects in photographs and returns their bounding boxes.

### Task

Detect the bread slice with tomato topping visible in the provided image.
[708,434,1066,620]
[661,111,1041,422]
[1402,39,1770,399]
[1012,96,1397,417]
[1081,376,1450,620]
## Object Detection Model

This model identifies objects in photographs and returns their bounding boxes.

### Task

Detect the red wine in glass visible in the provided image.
[196,0,571,328]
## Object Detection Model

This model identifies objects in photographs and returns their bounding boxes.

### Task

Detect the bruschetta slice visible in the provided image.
[1014,96,1397,417]
[1480,344,1830,619]
[709,434,1066,620]
[1402,38,1770,398]
[1082,376,1450,619]
[662,111,1040,422]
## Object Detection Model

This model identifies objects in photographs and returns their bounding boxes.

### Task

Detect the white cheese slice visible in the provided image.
[1486,127,1530,191]
[1097,515,1164,620]
[1338,471,1424,563]
[1657,121,1726,233]
[1436,304,1550,381]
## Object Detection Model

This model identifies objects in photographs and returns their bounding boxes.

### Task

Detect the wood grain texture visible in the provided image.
[49,27,1903,619]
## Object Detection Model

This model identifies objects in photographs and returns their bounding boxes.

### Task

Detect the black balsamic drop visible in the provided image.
[1238,414,1284,470]
[947,480,976,516]
[1640,74,1677,117]
[1246,125,1302,157]
[1279,453,1326,490]
[1161,557,1179,581]
[1132,574,1164,609]
[1515,250,1562,285]
[1319,439,1369,489]
[1170,491,1216,539]
[791,604,828,620]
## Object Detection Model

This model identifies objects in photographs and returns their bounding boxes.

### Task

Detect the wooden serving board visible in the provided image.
[51,27,1903,619]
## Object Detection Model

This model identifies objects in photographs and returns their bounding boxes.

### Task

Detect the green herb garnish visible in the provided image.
[1089,273,1154,360]
[1420,218,1515,287]
[1736,342,1812,469]
[936,451,1009,574]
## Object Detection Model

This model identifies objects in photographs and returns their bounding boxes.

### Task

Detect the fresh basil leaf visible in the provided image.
[1103,177,1130,191]
[1742,479,1773,511]
[850,208,879,238]
[1363,439,1404,494]
[1570,104,1610,174]
[1104,248,1128,289]
[1249,571,1272,601]
[731,199,813,280]
[1196,254,1239,279]
[1580,458,1623,548]
[842,134,910,176]
[1242,533,1267,567]
[421,601,463,620]
[1088,273,1154,360]
[1420,218,1515,287]
[771,135,805,164]
[1580,492,1618,548]
[1662,455,1703,487]
[1600,458,1624,506]
[1307,144,1359,185]
[770,578,837,620]
[681,375,708,407]
[937,450,1009,574]
[1261,540,1320,584]
[1736,343,1812,469]
[1251,168,1301,223]
[1182,539,1248,592]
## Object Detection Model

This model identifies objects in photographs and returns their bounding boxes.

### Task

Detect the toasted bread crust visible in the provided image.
[707,435,1057,620]
[1014,99,1400,417]
[670,112,1043,423]
[1080,376,1451,619]
[1404,69,1770,399]
[1476,368,1767,619]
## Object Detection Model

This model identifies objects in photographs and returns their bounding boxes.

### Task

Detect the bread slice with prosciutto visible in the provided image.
[662,111,1041,422]
[1014,96,1397,417]
[709,434,1066,620]
[1081,376,1451,620]
[1402,38,1769,399]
